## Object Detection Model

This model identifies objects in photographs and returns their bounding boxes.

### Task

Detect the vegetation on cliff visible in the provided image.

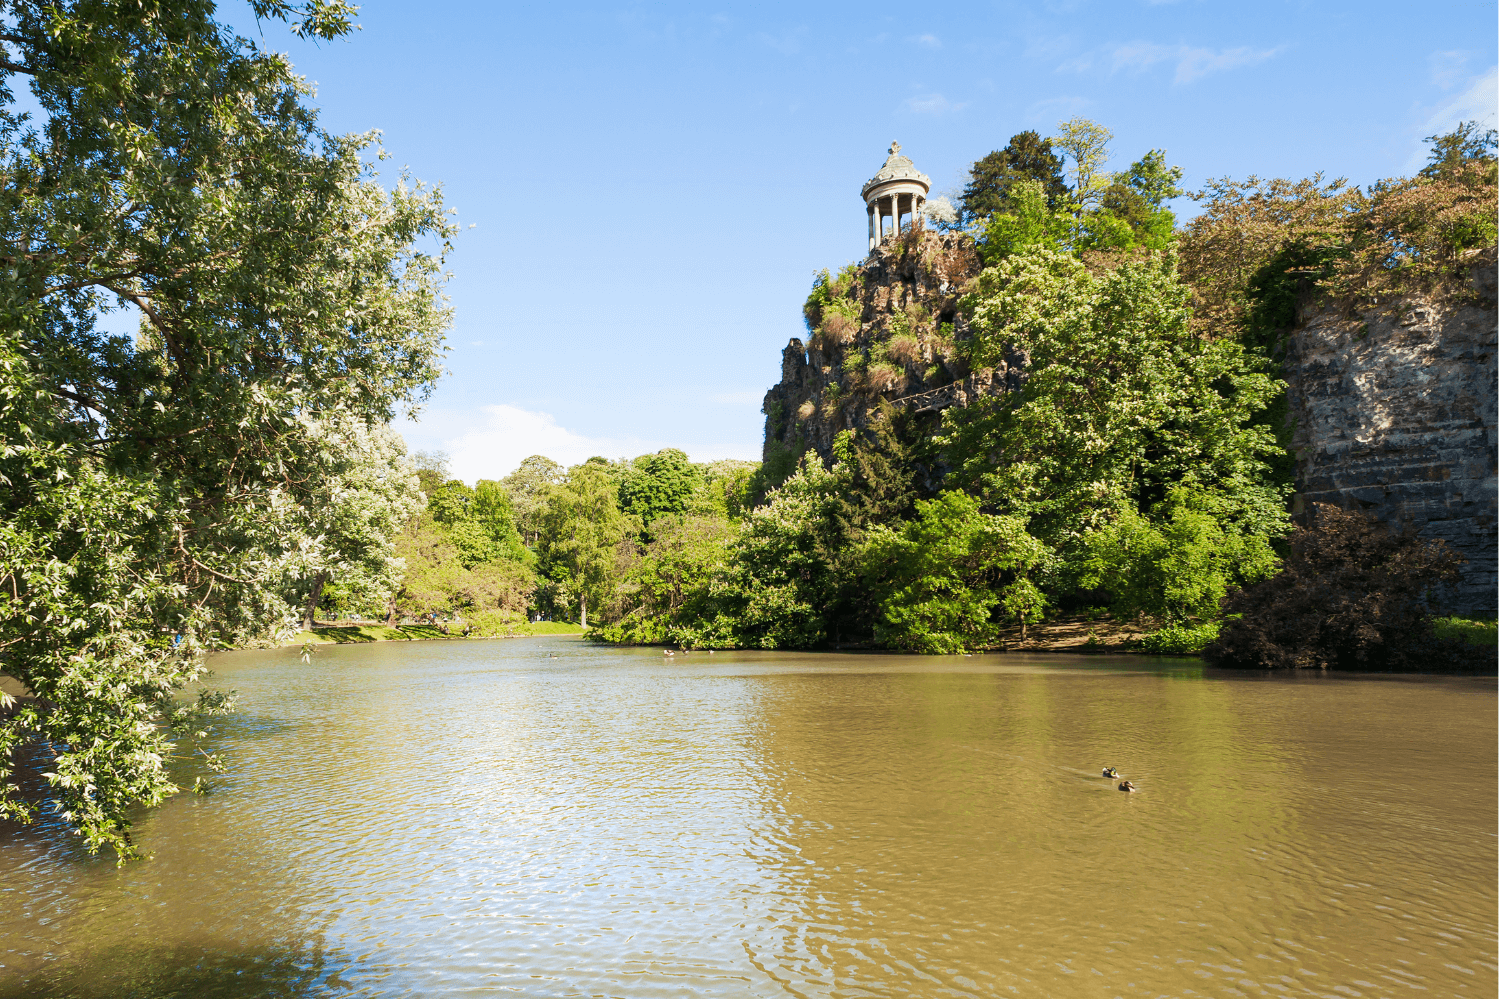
[594,119,1495,663]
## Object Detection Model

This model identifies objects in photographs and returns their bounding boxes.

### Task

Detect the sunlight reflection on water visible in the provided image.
[1,638,1494,998]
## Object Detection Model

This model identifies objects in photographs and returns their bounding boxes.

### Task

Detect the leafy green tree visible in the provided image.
[1077,487,1281,624]
[537,461,636,628]
[1052,117,1114,206]
[692,460,760,520]
[961,131,1069,221]
[0,0,451,858]
[1081,150,1185,253]
[1419,120,1497,182]
[978,179,1074,263]
[502,455,563,546]
[297,421,426,629]
[942,248,1291,549]
[862,491,1050,653]
[427,479,475,525]
[708,464,838,649]
[473,480,529,561]
[619,448,702,532]
[595,516,737,646]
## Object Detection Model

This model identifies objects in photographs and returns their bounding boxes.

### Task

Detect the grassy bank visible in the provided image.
[290,621,586,645]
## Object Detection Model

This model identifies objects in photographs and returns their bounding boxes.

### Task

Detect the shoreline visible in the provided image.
[274,622,587,647]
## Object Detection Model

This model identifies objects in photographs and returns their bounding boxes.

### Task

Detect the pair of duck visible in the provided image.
[1102,767,1136,792]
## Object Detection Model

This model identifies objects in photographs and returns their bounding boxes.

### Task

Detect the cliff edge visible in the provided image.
[760,228,1002,469]
[1285,246,1497,613]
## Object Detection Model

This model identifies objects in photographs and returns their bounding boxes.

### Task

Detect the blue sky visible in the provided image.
[233,0,1496,482]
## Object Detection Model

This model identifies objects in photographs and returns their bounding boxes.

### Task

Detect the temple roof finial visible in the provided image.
[889,140,901,156]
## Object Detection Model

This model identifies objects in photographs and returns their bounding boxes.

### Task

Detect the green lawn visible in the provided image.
[292,621,586,644]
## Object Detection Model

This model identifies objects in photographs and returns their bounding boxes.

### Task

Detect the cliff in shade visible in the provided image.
[1284,247,1497,614]
[761,228,1008,469]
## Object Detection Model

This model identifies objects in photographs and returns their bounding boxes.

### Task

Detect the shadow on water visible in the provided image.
[0,938,356,999]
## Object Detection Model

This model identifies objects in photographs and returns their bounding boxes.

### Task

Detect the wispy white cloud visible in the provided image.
[901,92,966,115]
[1400,65,1497,172]
[912,33,940,49]
[1061,40,1283,84]
[1173,44,1282,83]
[1025,95,1091,121]
[1424,65,1498,138]
[1430,49,1472,89]
[757,27,807,56]
[396,404,760,483]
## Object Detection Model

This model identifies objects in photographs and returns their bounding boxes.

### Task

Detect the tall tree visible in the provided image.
[960,130,1069,221]
[1051,117,1114,206]
[502,455,564,546]
[537,461,636,628]
[0,0,452,858]
[619,448,701,533]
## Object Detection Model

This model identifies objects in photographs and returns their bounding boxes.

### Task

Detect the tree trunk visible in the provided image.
[303,571,327,631]
[385,595,398,626]
[580,593,587,630]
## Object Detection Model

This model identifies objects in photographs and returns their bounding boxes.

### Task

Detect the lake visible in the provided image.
[1,637,1494,997]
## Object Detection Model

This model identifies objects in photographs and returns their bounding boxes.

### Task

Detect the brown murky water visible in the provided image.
[1,638,1494,997]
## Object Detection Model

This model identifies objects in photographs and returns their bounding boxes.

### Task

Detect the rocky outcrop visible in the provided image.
[1285,248,1497,613]
[761,228,992,465]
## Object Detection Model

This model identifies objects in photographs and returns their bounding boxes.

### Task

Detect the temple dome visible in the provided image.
[861,141,931,200]
[861,142,930,252]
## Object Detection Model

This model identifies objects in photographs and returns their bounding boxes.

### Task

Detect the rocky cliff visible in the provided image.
[1285,247,1497,614]
[761,234,1497,614]
[761,228,1007,468]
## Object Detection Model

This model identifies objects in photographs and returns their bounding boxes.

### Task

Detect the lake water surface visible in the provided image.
[1,637,1495,998]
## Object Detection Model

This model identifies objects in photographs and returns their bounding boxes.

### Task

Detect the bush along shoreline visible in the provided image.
[584,123,1495,671]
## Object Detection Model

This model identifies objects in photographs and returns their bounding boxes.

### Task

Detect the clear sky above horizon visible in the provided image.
[235,0,1496,483]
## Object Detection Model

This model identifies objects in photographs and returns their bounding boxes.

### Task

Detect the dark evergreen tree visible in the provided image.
[960,131,1069,222]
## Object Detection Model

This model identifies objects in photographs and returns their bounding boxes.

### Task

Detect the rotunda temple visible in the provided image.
[861,141,930,251]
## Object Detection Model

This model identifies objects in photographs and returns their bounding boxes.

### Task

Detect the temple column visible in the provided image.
[867,202,876,251]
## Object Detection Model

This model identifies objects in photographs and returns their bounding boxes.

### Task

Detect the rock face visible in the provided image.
[1284,248,1497,614]
[761,233,1497,613]
[761,228,995,466]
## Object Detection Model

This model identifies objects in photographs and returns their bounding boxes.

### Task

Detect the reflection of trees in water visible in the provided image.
[734,668,1298,996]
[0,935,353,999]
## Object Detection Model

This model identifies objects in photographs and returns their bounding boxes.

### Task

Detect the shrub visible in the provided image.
[1203,504,1487,671]
[1077,487,1284,624]
[866,362,908,394]
[1431,616,1499,647]
[886,334,922,366]
[1138,622,1219,656]
[821,308,860,344]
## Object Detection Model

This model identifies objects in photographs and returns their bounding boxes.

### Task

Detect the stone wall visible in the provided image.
[1284,248,1497,614]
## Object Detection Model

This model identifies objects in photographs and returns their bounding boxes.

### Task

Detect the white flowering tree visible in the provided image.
[0,0,452,859]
